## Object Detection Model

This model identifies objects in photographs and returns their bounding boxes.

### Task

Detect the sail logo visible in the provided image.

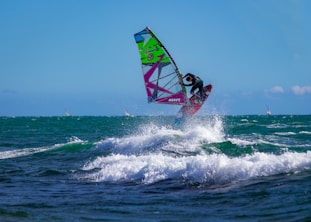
[147,53,154,61]
[168,98,181,103]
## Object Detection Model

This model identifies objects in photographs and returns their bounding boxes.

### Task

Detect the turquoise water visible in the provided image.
[1,115,311,221]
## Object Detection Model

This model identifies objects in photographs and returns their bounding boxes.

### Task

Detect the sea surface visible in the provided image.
[0,115,311,221]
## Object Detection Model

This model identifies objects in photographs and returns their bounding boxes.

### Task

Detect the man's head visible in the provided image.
[186,76,192,82]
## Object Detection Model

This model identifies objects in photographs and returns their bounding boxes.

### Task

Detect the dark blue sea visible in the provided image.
[1,115,311,221]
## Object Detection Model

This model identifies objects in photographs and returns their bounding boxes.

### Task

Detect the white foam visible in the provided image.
[228,138,256,146]
[95,116,225,155]
[81,116,311,185]
[274,132,296,136]
[267,124,289,129]
[81,151,311,184]
[0,147,54,160]
[0,136,86,160]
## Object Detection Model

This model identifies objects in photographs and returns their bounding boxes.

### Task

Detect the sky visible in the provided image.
[0,0,310,116]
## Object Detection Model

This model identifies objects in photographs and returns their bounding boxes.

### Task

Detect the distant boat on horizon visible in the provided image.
[125,109,133,117]
[65,109,71,117]
[266,106,272,116]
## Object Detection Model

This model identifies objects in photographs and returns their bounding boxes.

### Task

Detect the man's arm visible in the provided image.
[180,73,194,86]
[182,82,193,86]
[180,81,193,86]
[183,73,190,79]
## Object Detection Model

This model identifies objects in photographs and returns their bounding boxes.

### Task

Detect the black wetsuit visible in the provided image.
[182,73,204,99]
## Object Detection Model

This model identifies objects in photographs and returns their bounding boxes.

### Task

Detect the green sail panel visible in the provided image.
[136,36,170,64]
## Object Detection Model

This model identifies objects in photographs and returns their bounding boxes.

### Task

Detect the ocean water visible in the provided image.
[0,115,311,221]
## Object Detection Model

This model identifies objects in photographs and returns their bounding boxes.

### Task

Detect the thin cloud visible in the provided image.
[269,86,285,94]
[291,85,311,95]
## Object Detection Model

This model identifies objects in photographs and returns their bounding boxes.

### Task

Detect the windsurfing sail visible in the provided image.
[134,27,188,105]
[65,109,71,117]
[125,109,130,117]
[124,108,132,117]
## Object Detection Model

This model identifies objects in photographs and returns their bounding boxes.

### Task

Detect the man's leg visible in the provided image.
[198,84,204,100]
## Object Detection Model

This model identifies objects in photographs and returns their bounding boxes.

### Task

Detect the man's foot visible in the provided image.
[195,97,203,105]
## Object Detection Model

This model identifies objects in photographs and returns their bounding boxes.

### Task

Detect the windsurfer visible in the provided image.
[180,73,204,101]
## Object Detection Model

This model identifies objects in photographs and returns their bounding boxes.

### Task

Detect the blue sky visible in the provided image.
[0,0,310,116]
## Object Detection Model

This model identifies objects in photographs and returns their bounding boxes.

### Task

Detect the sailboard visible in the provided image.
[134,27,212,123]
[175,84,212,124]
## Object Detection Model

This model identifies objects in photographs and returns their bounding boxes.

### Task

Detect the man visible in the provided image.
[180,73,204,101]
